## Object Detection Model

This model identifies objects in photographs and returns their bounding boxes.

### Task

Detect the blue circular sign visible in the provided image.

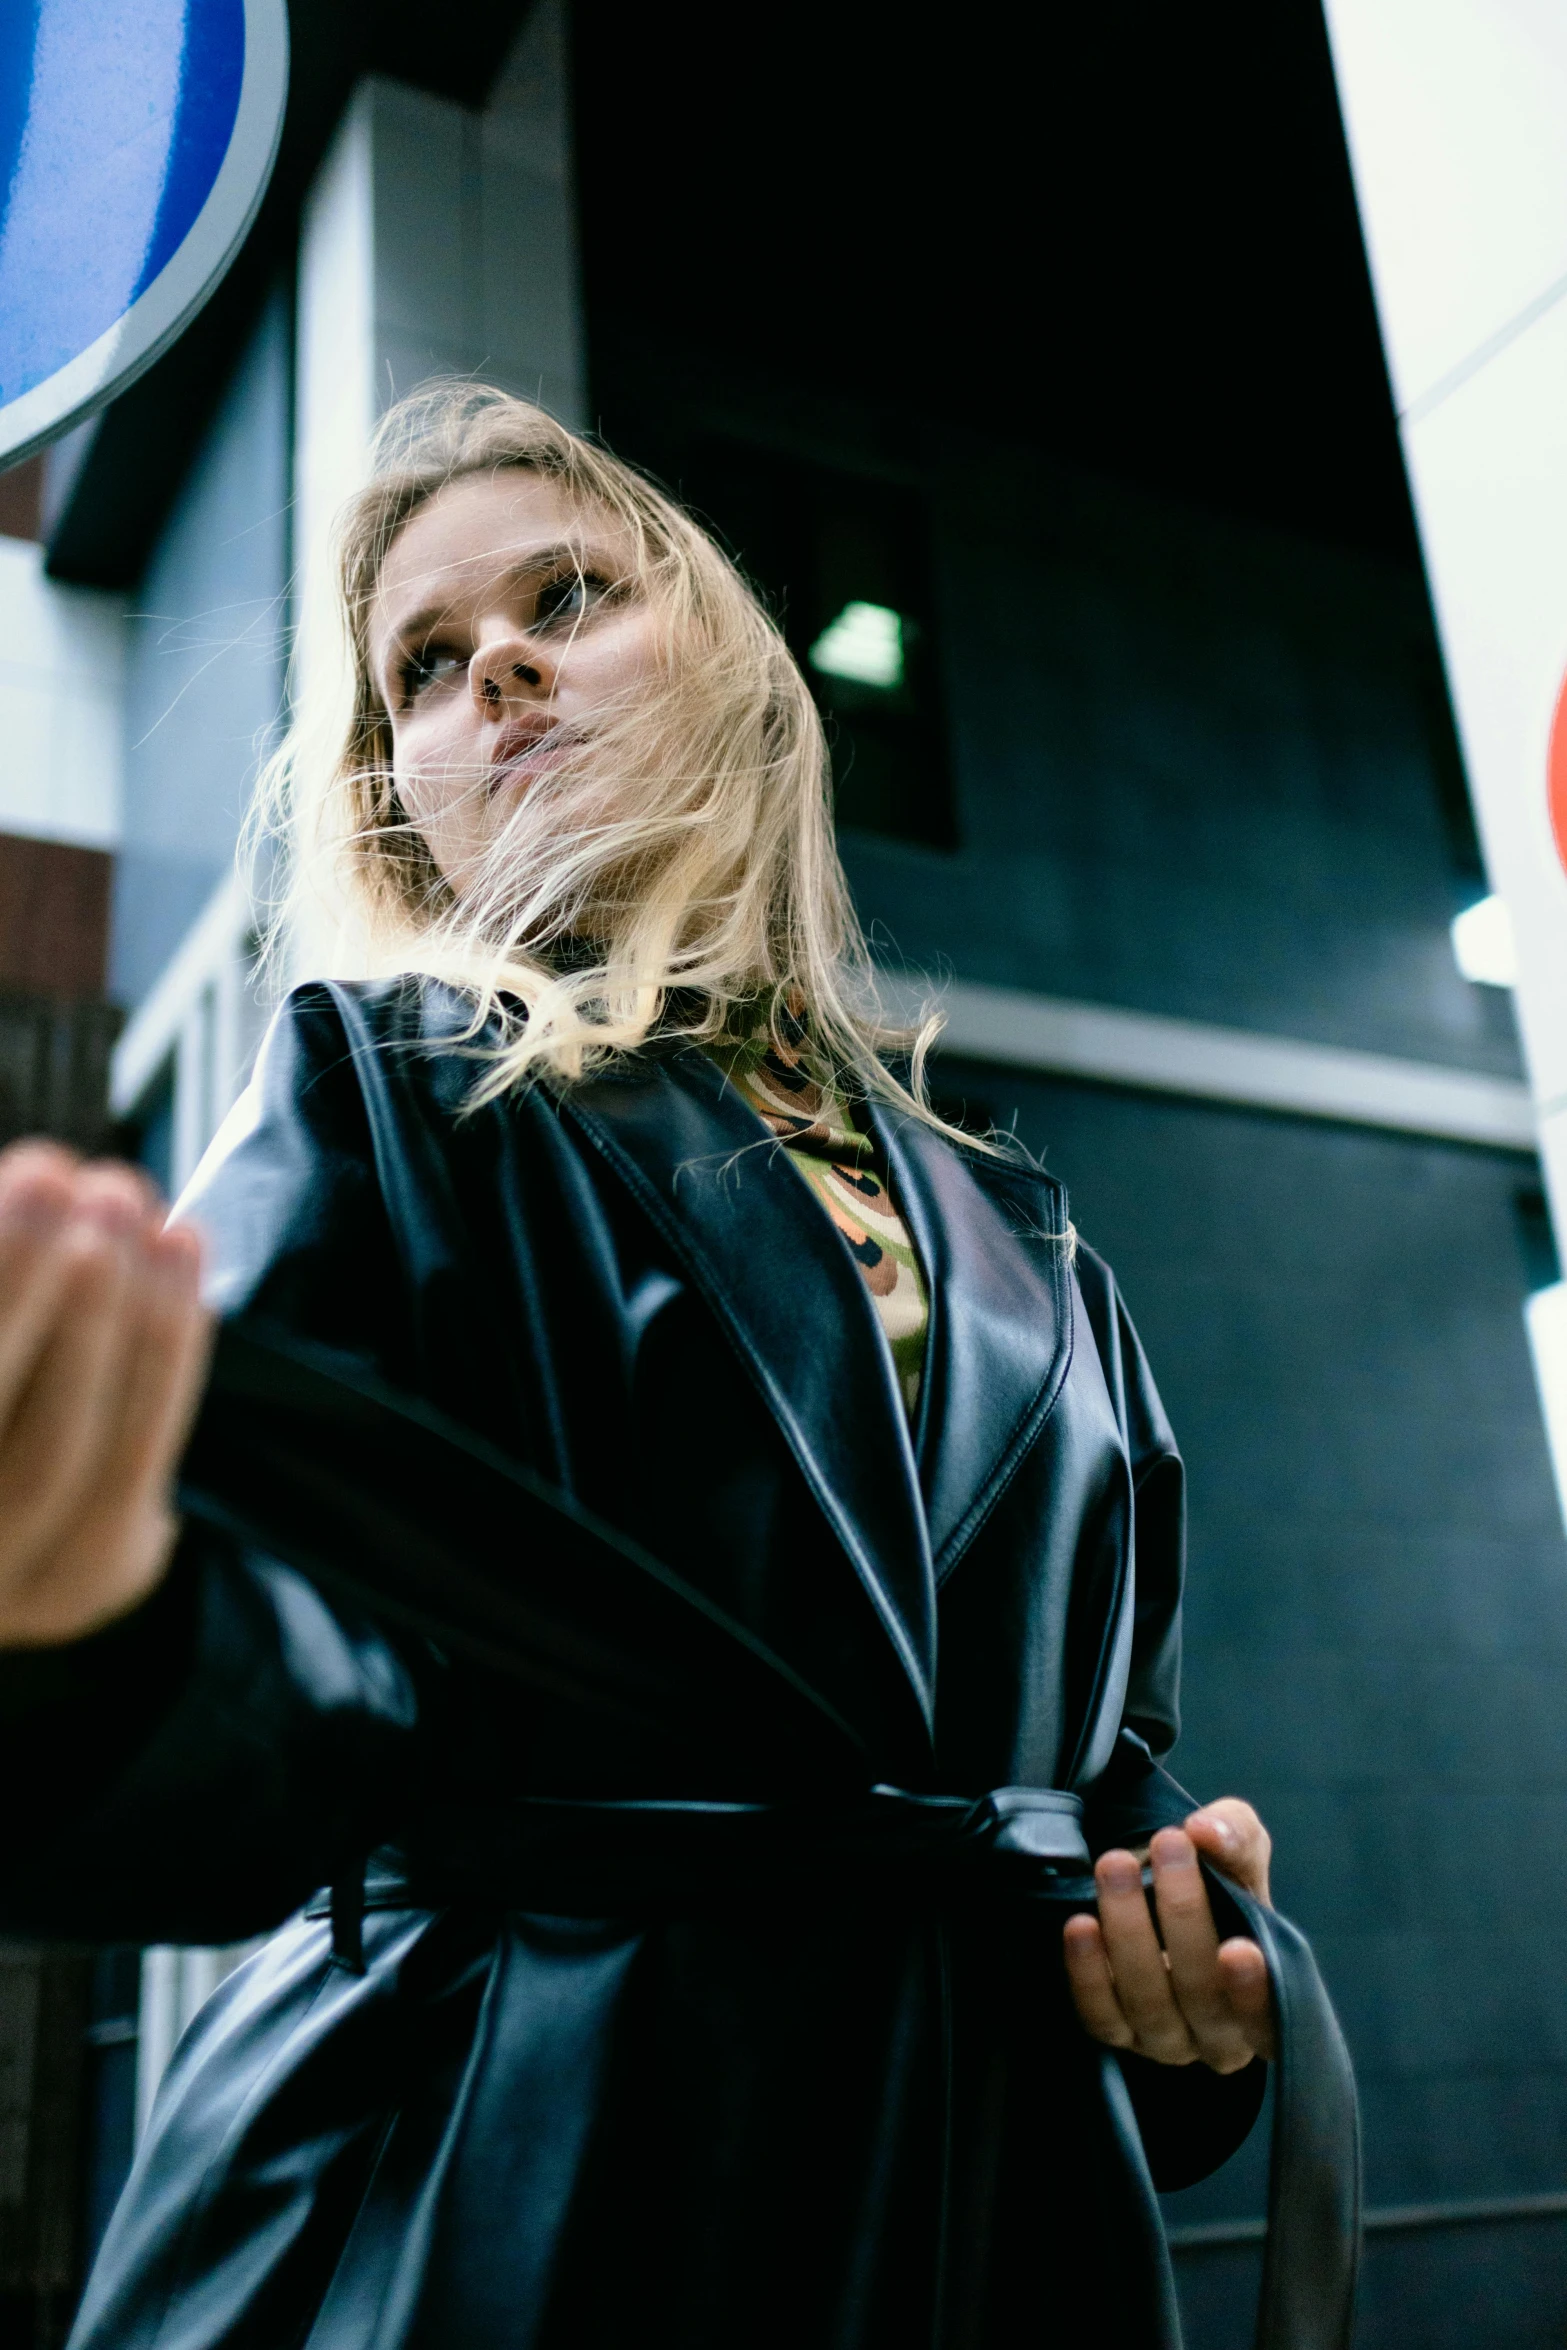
[0,0,288,467]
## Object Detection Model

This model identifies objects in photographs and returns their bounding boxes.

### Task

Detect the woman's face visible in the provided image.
[368,470,661,893]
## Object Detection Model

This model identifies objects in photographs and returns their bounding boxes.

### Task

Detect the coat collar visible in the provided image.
[560,1053,1076,1733]
[560,1048,938,1758]
[868,1107,1076,1584]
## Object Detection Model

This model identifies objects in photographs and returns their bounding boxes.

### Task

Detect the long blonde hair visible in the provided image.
[257,382,957,1127]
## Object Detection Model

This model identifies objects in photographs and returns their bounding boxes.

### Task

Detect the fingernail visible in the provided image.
[1194,1810,1237,1849]
[1098,1851,1141,1892]
[1152,1828,1197,1870]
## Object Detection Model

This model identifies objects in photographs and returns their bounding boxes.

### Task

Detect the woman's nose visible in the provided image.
[469,632,551,712]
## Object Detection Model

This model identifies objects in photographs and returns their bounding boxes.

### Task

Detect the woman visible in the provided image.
[0,388,1276,2348]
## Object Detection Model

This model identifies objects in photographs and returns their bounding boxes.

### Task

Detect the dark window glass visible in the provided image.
[674,438,957,851]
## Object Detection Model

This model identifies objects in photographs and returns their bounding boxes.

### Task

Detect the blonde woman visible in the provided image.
[0,390,1279,2348]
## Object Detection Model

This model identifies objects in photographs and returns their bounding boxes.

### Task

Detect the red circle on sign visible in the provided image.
[1550,668,1567,877]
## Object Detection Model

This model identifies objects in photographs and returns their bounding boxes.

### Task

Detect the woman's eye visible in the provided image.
[534,570,611,628]
[400,645,465,700]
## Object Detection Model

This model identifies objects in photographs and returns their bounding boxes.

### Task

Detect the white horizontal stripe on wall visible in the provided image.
[887,976,1536,1152]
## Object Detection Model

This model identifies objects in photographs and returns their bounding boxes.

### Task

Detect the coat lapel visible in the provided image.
[561,1050,938,1746]
[872,1109,1075,1584]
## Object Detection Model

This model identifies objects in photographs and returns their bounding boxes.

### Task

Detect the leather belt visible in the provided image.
[316,1786,1358,2350]
[347,1783,1096,1920]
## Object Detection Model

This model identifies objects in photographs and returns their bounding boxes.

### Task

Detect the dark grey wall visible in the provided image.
[932,1065,1567,2348]
[109,285,290,1010]
[838,455,1563,2345]
[842,452,1520,1077]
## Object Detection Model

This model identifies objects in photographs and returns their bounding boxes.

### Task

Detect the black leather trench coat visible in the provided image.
[1,979,1263,2350]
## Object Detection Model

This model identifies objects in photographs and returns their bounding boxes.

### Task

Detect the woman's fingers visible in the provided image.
[1217,1937,1277,2061]
[6,1223,207,1639]
[0,1146,208,1646]
[1062,1914,1136,2049]
[1089,1848,1196,2064]
[0,1183,147,1576]
[84,1220,211,1514]
[0,1145,84,1430]
[1149,1830,1257,2074]
[1064,1830,1276,2073]
[1184,1799,1272,1907]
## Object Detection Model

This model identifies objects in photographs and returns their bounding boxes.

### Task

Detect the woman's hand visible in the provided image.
[0,1141,211,1650]
[1063,1799,1276,2072]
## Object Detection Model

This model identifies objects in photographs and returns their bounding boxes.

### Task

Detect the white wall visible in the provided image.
[0,535,122,849]
[1324,0,1567,1244]
[288,0,586,978]
[112,284,291,1009]
[369,0,586,425]
[296,0,586,590]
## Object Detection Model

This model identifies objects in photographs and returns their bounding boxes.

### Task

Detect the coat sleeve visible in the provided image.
[1071,1244,1187,1816]
[1070,1243,1269,2184]
[0,985,444,1945]
[177,979,413,1368]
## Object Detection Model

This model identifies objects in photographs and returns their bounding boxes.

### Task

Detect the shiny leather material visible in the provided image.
[0,978,1355,2347]
[186,1317,1358,2350]
[1241,1892,1361,2350]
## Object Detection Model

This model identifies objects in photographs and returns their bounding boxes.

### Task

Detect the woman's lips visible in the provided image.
[489,724,582,788]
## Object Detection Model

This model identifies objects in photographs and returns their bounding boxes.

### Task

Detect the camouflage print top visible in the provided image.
[712,1036,930,1415]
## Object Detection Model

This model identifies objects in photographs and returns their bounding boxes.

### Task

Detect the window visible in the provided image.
[676,437,957,850]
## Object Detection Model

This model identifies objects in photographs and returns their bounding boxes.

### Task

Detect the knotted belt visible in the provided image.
[360,1782,1096,1918]
[182,1318,1360,2350]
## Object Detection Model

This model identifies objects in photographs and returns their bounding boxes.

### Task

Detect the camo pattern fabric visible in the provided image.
[714,1035,929,1414]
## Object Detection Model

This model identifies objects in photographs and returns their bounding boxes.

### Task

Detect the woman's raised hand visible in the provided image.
[1063,1799,1277,2072]
[0,1140,211,1650]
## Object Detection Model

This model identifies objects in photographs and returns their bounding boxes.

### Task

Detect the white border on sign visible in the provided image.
[0,0,290,469]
